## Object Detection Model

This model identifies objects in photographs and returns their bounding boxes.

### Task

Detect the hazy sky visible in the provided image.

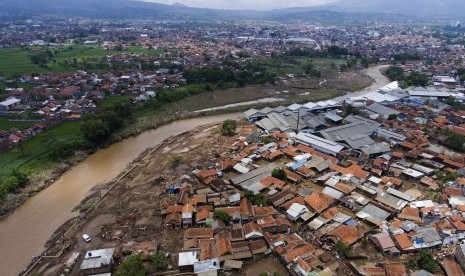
[143,0,337,10]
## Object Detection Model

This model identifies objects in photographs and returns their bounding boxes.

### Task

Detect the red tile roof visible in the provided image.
[329,225,361,245]
[304,192,334,213]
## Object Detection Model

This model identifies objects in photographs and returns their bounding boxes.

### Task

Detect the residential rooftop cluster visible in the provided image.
[141,83,465,275]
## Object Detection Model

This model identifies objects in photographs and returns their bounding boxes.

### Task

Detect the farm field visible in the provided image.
[0,46,164,77]
[0,121,83,178]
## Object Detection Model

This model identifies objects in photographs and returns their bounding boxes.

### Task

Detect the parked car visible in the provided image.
[82,234,91,242]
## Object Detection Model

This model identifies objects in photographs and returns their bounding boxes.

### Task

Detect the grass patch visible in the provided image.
[98,95,131,108]
[0,48,47,77]
[0,46,164,78]
[265,57,346,77]
[0,117,37,131]
[0,120,84,178]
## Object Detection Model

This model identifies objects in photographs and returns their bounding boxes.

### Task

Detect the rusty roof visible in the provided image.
[166,205,183,214]
[282,196,305,210]
[260,176,286,189]
[253,206,278,217]
[215,231,232,256]
[329,225,361,245]
[244,221,262,236]
[304,192,334,213]
[196,208,212,222]
[282,244,314,263]
[240,198,254,217]
[393,233,413,250]
[184,228,213,240]
[321,207,340,220]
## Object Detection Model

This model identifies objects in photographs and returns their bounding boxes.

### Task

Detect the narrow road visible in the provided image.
[332,65,391,102]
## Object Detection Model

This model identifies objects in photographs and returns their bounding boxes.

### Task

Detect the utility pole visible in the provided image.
[296,107,300,133]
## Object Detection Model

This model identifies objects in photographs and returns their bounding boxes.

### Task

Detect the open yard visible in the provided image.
[265,56,348,77]
[0,117,37,131]
[0,121,83,178]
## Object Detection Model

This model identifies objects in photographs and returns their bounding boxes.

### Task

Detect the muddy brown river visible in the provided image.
[0,113,241,276]
[0,66,392,276]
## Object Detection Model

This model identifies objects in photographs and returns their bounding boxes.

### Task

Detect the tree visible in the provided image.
[221,120,237,136]
[403,72,428,88]
[150,251,169,271]
[17,140,25,155]
[115,255,148,276]
[406,258,418,270]
[444,131,465,152]
[243,190,270,206]
[0,176,21,199]
[459,73,465,83]
[272,168,287,181]
[213,210,231,223]
[385,66,404,81]
[48,142,74,161]
[387,114,398,120]
[334,241,350,258]
[343,104,359,117]
[262,136,272,144]
[81,117,110,146]
[443,172,459,182]
[418,250,441,273]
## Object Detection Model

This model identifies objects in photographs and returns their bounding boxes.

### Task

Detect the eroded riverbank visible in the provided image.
[0,113,242,276]
[0,64,391,276]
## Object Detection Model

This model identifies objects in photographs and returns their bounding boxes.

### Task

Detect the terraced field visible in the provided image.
[0,48,47,76]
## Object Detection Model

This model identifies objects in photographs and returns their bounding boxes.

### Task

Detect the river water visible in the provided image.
[0,65,391,276]
[0,113,241,276]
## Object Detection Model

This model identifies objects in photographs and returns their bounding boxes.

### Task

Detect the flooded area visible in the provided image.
[0,65,390,276]
[243,256,288,275]
[0,113,241,276]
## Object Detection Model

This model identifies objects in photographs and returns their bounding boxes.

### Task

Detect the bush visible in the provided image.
[272,168,287,181]
[418,250,441,273]
[150,251,170,271]
[221,120,237,136]
[334,241,350,258]
[213,210,231,223]
[444,131,465,152]
[168,155,182,168]
[243,190,270,206]
[443,172,459,183]
[115,255,148,276]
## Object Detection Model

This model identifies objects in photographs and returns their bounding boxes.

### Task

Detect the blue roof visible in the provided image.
[290,160,306,170]
[345,219,358,226]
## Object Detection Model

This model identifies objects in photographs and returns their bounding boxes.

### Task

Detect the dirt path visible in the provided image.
[332,65,391,102]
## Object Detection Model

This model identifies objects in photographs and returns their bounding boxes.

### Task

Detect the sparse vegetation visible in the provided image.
[168,155,182,168]
[221,119,237,136]
[334,241,350,258]
[150,251,170,271]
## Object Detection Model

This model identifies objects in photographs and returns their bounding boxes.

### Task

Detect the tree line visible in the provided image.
[385,66,429,88]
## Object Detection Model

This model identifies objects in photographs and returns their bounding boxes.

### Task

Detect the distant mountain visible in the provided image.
[322,0,465,19]
[0,0,462,21]
[0,0,267,20]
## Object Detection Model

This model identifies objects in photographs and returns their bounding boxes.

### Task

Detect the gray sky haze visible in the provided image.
[143,0,337,10]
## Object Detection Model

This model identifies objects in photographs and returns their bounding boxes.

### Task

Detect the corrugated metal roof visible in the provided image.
[356,204,390,224]
[320,121,379,142]
[295,132,344,155]
[322,186,344,200]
